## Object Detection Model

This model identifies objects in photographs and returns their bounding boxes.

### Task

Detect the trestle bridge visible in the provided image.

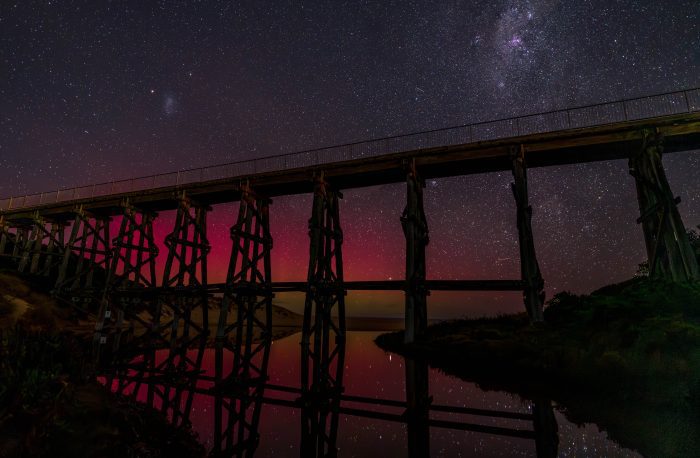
[1,88,700,456]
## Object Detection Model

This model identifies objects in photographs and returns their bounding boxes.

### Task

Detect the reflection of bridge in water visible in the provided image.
[0,88,699,455]
[99,330,559,458]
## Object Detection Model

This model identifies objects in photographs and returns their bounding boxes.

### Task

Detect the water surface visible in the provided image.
[106,331,642,457]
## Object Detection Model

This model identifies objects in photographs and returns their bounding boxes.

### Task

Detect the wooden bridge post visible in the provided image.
[18,215,42,273]
[0,217,7,256]
[11,226,29,261]
[630,129,699,281]
[402,160,429,343]
[14,213,67,276]
[301,173,346,458]
[211,338,271,456]
[95,201,159,349]
[533,398,559,458]
[405,357,430,458]
[159,192,211,343]
[103,336,205,432]
[212,182,273,456]
[39,221,66,277]
[511,145,545,322]
[153,192,211,414]
[55,207,112,307]
[56,212,84,289]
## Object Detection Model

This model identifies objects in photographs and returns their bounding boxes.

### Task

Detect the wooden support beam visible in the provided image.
[39,221,65,277]
[301,173,346,458]
[406,358,430,458]
[17,218,41,273]
[512,146,545,322]
[533,399,559,458]
[630,129,699,281]
[402,160,429,343]
[11,213,67,276]
[146,192,212,415]
[55,207,111,297]
[213,182,272,457]
[0,217,7,256]
[96,279,527,295]
[95,201,159,353]
[11,227,27,259]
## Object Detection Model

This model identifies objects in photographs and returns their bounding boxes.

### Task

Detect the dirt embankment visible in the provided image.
[0,271,80,332]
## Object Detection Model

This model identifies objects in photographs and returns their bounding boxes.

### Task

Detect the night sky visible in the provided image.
[1,1,699,318]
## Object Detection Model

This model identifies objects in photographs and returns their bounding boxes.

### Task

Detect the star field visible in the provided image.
[1,1,700,318]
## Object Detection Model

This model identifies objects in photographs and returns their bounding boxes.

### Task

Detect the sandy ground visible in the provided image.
[0,271,77,331]
[1,294,30,324]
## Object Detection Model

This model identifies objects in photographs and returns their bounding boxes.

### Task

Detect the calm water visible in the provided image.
[103,331,641,457]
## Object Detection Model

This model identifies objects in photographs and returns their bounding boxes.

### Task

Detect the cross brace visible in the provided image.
[301,174,346,458]
[213,183,273,457]
[15,212,67,277]
[54,207,111,301]
[630,129,699,281]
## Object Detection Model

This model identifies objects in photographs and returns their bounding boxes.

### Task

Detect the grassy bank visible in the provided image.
[0,325,206,457]
[376,278,700,457]
[0,269,207,457]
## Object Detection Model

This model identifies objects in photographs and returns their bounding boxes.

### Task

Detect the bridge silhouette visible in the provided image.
[1,87,699,336]
[1,86,698,456]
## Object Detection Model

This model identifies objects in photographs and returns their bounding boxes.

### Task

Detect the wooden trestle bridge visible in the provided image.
[1,88,699,456]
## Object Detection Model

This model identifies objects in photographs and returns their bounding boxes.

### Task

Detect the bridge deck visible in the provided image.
[2,87,699,220]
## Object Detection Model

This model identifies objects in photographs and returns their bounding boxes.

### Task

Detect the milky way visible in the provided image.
[1,1,699,317]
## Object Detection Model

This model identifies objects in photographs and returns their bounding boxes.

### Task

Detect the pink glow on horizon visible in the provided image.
[92,188,524,318]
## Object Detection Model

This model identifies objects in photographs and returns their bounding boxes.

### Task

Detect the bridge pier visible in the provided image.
[102,334,206,431]
[630,129,699,281]
[301,174,346,458]
[96,201,159,349]
[533,398,559,458]
[153,193,212,408]
[511,146,545,322]
[406,357,431,458]
[300,334,346,458]
[402,161,429,344]
[0,217,8,257]
[212,340,271,457]
[105,201,159,289]
[11,225,29,261]
[37,220,66,277]
[159,193,211,350]
[17,213,66,276]
[55,207,112,298]
[16,221,38,273]
[213,183,273,456]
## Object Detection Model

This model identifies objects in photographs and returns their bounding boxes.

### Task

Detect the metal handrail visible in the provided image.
[1,87,699,212]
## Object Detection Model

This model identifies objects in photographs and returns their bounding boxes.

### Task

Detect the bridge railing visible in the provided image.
[1,87,699,213]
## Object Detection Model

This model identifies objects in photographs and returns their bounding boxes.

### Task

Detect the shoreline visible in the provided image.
[375,278,700,458]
